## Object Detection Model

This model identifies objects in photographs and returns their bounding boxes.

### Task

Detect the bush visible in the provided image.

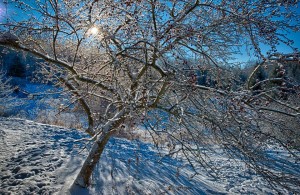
[0,72,17,116]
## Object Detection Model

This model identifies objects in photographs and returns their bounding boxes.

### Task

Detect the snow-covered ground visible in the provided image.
[0,117,299,194]
[0,117,88,194]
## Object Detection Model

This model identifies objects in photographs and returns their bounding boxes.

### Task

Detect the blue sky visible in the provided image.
[0,1,299,64]
[234,31,300,64]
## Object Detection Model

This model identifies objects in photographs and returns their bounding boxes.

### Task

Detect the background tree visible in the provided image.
[0,0,299,192]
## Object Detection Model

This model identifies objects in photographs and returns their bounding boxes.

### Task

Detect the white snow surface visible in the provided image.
[0,117,299,195]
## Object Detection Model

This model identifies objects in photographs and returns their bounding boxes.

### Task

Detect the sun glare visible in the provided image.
[90,27,99,35]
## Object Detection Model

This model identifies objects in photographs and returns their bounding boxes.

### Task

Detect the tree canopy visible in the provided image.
[0,0,299,192]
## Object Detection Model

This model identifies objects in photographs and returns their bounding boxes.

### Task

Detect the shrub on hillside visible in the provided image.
[0,72,17,116]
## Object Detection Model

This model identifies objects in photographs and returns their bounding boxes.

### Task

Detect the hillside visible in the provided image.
[1,117,299,194]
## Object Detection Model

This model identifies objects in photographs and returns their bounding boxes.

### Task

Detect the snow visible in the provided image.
[0,117,88,194]
[0,117,299,194]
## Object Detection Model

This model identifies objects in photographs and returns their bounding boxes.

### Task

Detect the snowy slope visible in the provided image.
[0,117,299,195]
[0,117,88,194]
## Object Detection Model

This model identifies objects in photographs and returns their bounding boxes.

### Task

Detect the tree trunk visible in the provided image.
[72,108,127,188]
[73,130,114,187]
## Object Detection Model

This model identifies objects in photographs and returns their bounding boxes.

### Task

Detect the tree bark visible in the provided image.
[73,130,114,187]
[72,108,127,188]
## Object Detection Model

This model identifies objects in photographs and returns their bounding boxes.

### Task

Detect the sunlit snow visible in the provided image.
[1,117,299,194]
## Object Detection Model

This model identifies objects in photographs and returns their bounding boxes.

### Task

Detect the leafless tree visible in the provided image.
[0,0,299,192]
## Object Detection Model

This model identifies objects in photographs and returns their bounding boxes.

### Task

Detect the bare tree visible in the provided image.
[0,0,299,191]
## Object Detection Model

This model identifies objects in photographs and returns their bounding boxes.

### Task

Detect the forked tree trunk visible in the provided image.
[73,130,114,187]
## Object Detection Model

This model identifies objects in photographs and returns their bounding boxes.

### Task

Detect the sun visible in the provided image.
[89,26,99,35]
